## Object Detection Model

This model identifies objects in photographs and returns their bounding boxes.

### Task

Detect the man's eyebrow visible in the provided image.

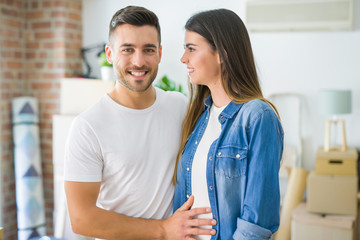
[144,44,157,48]
[120,43,158,48]
[120,43,135,47]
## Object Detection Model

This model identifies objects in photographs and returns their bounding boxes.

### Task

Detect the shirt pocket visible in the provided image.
[215,146,247,178]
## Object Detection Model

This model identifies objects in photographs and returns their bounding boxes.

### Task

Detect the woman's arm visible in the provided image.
[233,109,283,240]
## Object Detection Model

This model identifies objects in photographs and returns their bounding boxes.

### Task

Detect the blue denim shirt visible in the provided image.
[174,96,284,240]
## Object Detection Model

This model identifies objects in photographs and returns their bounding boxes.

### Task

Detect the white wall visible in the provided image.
[82,0,360,170]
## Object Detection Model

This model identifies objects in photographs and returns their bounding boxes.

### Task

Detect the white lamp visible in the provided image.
[318,89,352,152]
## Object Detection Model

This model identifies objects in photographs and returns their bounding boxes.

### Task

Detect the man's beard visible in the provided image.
[114,66,158,92]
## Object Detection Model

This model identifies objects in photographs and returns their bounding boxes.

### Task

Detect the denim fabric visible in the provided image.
[174,95,284,240]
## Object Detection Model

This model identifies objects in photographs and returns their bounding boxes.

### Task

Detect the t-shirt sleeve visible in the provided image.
[64,116,103,182]
[172,91,189,119]
[180,94,189,116]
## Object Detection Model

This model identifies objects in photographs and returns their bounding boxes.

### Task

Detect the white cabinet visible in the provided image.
[53,115,76,239]
[60,78,115,115]
[246,0,354,31]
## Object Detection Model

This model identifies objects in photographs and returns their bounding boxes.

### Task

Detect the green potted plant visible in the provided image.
[98,51,115,81]
[155,75,186,95]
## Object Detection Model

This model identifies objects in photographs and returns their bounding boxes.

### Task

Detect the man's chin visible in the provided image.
[120,82,153,93]
[116,72,156,93]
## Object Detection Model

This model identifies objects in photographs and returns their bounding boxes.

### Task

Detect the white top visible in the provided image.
[64,88,188,221]
[191,104,225,240]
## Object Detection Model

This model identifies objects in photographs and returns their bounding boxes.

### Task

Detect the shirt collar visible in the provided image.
[203,94,243,119]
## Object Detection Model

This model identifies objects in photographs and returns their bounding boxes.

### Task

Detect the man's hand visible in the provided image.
[161,196,217,240]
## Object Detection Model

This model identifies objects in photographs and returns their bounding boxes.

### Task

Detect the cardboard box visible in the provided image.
[307,171,357,215]
[292,203,356,240]
[315,147,358,176]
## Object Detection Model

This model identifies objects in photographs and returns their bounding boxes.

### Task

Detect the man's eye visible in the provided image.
[123,49,133,52]
[145,49,155,53]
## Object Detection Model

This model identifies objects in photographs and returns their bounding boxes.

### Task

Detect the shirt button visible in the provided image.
[187,194,190,198]
[209,186,214,190]
[236,154,240,158]
[195,141,198,145]
[220,116,224,119]
[209,156,213,160]
[218,152,222,156]
[214,213,217,217]
[186,167,190,171]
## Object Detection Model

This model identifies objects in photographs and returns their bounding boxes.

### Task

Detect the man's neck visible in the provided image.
[108,83,156,110]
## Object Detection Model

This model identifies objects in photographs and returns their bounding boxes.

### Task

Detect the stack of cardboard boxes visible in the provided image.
[291,147,359,240]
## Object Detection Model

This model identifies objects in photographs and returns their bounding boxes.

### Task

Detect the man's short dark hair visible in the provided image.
[109,6,161,45]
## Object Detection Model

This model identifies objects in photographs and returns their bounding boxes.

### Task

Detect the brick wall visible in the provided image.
[0,1,26,239]
[0,1,83,239]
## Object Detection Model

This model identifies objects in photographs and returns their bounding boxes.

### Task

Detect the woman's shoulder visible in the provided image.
[241,99,272,113]
[238,99,278,123]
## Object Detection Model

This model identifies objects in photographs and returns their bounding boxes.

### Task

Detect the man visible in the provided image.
[64,6,216,240]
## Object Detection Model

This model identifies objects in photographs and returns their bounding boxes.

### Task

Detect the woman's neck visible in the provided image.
[208,83,231,108]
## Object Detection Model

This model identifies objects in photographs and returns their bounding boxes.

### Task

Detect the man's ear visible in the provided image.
[158,45,162,63]
[105,44,113,64]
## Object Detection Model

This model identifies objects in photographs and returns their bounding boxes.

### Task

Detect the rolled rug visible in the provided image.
[12,97,46,240]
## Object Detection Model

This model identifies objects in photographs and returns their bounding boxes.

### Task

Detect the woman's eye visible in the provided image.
[189,47,195,52]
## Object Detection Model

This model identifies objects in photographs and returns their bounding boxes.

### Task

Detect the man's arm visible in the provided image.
[65,181,216,240]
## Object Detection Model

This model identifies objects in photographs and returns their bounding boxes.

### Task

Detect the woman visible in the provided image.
[173,9,284,240]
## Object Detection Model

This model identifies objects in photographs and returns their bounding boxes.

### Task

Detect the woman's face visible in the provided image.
[181,31,221,87]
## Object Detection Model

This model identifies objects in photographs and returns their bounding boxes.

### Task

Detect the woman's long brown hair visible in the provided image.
[173,9,279,185]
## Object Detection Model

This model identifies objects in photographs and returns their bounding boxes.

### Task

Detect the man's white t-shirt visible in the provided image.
[191,104,225,240]
[64,87,187,219]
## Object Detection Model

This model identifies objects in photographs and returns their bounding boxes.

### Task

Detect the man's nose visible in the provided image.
[131,51,145,67]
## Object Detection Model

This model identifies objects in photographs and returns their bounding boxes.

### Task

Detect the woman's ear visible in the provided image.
[105,44,113,64]
[217,49,228,64]
[217,53,222,64]
[220,49,229,64]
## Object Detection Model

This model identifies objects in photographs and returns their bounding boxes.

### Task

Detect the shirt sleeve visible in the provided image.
[233,109,284,240]
[64,116,103,182]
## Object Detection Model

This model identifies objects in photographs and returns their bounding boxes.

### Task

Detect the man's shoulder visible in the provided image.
[78,95,110,119]
[71,95,112,131]
[156,87,188,105]
[155,88,188,120]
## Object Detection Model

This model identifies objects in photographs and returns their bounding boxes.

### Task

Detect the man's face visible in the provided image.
[106,24,162,92]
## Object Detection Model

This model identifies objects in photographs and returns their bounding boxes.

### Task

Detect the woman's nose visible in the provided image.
[180,53,187,64]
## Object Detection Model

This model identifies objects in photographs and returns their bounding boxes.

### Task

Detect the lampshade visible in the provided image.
[318,89,352,115]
